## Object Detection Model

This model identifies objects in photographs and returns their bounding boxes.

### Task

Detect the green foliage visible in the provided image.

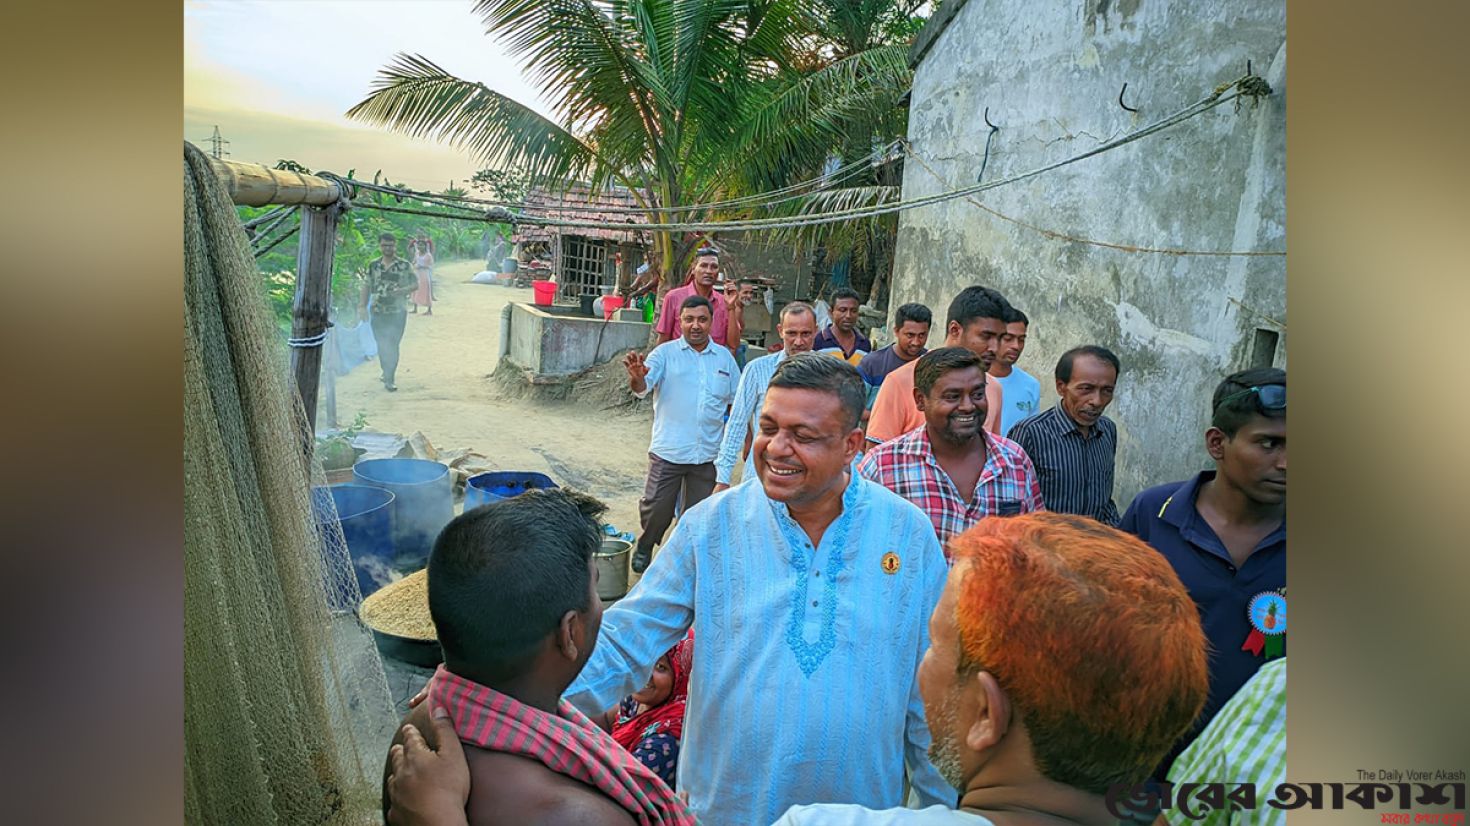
[470,167,531,203]
[239,167,510,329]
[315,411,369,470]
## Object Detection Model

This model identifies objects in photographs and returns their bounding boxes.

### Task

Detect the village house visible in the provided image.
[513,183,650,300]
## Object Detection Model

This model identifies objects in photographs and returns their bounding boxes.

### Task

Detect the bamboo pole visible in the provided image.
[291,202,342,432]
[211,157,342,207]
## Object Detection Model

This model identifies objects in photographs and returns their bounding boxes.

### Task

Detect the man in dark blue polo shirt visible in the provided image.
[1121,366,1286,780]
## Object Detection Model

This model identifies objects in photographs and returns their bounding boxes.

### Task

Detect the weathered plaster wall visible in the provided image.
[894,0,1285,505]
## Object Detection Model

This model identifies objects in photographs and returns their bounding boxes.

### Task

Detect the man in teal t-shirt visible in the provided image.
[988,307,1041,436]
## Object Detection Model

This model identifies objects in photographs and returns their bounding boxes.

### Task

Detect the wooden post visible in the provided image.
[291,202,342,433]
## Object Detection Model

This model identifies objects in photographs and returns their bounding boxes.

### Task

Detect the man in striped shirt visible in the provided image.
[857,347,1042,555]
[712,302,818,491]
[1009,346,1122,526]
[813,287,872,366]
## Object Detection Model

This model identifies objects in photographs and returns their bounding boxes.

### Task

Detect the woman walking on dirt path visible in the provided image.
[410,235,435,315]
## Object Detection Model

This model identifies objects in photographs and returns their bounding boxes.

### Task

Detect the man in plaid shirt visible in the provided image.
[1159,658,1286,826]
[858,347,1043,557]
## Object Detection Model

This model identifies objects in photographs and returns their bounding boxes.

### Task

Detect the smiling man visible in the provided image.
[867,287,1011,445]
[625,295,739,573]
[712,302,819,491]
[1008,345,1122,526]
[656,247,737,353]
[858,348,1042,555]
[565,353,954,826]
[1120,367,1286,783]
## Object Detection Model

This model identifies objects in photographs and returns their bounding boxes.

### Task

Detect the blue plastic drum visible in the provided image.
[326,484,397,601]
[463,471,559,511]
[353,458,454,572]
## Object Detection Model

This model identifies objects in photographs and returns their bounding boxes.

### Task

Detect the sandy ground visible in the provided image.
[330,258,656,539]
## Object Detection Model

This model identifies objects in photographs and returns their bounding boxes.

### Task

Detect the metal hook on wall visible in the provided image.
[1118,82,1139,113]
[977,106,1000,183]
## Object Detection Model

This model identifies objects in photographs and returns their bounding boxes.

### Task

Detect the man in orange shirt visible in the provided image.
[866,286,1011,446]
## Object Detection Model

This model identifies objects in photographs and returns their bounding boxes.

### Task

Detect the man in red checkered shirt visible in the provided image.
[857,347,1043,558]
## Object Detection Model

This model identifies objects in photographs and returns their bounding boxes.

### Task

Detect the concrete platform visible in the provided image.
[505,301,652,380]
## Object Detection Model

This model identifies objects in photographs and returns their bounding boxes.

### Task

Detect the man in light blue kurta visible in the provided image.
[567,353,953,826]
[713,301,818,489]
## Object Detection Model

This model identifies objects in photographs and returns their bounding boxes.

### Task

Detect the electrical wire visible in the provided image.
[342,75,1271,237]
[341,140,902,217]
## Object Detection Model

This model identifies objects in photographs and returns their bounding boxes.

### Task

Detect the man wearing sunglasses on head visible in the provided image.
[1120,367,1286,786]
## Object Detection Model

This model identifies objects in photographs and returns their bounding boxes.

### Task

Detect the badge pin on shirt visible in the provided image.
[881,552,901,574]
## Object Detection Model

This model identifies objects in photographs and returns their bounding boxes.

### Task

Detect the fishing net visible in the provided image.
[184,142,396,825]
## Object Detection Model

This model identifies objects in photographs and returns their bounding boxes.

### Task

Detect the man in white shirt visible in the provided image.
[712,301,818,492]
[623,294,739,573]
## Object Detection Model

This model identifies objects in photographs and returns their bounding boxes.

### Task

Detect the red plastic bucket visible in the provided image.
[532,280,556,306]
[602,295,625,320]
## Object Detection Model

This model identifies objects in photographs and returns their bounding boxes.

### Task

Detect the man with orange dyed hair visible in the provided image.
[774,512,1210,825]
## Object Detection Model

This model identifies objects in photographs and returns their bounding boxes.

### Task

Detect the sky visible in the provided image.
[184,0,560,192]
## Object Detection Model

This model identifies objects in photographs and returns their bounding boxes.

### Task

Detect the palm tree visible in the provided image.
[746,0,926,303]
[346,0,917,289]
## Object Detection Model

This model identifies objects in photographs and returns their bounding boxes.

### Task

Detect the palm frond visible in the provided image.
[768,183,900,254]
[733,44,911,185]
[745,43,911,138]
[345,53,603,187]
[798,183,900,214]
[474,0,672,160]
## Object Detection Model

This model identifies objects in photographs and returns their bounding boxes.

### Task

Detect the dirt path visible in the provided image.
[332,258,654,537]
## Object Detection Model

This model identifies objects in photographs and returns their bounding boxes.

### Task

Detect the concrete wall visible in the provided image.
[894,0,1285,505]
[719,237,813,304]
[505,302,652,380]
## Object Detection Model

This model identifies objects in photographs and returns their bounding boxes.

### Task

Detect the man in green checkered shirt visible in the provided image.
[1160,658,1286,826]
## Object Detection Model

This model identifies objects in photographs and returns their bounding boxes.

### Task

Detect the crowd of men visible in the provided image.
[378,251,1287,826]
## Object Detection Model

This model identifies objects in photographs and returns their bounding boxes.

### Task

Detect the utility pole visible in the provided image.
[206,125,230,160]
